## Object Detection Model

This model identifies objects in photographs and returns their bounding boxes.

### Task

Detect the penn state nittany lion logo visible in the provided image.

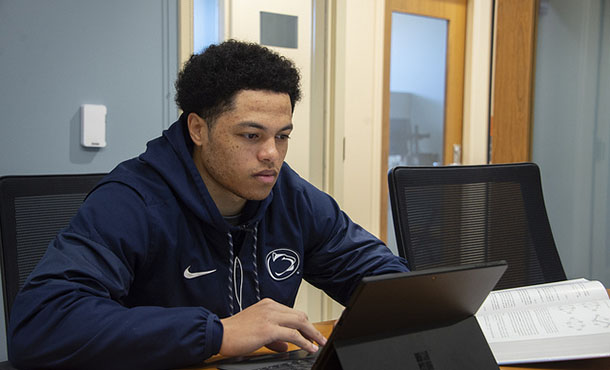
[265,249,300,281]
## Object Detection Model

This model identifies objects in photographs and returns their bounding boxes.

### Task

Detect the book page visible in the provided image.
[476,279,607,315]
[476,299,610,342]
[474,279,610,363]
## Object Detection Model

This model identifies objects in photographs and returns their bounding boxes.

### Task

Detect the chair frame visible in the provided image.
[0,173,105,327]
[388,162,566,289]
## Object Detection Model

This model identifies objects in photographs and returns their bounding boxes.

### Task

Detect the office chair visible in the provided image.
[0,173,105,327]
[388,162,566,290]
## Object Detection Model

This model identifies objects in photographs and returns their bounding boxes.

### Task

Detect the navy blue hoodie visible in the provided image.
[7,116,408,369]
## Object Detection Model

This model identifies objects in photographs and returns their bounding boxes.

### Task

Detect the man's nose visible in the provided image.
[258,138,279,162]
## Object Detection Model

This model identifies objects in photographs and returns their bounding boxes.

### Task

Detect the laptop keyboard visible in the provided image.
[250,356,316,370]
[215,349,318,370]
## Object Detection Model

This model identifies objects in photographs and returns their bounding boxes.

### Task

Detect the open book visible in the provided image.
[475,278,610,365]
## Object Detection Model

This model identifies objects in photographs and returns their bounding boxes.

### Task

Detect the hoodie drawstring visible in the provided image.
[251,224,261,302]
[227,232,235,314]
[227,222,261,315]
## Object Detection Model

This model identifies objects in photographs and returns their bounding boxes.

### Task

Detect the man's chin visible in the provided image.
[238,187,274,201]
[244,192,272,201]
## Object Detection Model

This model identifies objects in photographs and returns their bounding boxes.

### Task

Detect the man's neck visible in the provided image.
[202,178,246,217]
[192,150,246,217]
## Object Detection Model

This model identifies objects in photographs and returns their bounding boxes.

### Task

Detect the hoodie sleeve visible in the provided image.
[300,182,410,306]
[7,182,223,370]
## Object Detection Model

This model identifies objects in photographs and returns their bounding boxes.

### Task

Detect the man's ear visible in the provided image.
[187,113,208,146]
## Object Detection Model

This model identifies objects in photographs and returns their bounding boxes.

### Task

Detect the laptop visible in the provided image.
[214,261,507,370]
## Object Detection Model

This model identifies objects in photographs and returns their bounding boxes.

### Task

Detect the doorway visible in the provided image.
[381,0,467,249]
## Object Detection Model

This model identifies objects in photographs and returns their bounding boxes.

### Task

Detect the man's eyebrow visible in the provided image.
[279,123,294,131]
[237,122,294,132]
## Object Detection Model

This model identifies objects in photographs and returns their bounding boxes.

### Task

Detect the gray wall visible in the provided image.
[0,0,180,360]
[533,0,610,287]
[0,0,179,175]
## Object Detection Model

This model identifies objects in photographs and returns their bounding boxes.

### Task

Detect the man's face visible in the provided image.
[190,90,293,208]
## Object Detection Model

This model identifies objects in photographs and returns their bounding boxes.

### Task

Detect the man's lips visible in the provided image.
[253,170,278,184]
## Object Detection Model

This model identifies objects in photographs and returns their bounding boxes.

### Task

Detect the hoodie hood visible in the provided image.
[137,114,273,316]
[138,114,273,234]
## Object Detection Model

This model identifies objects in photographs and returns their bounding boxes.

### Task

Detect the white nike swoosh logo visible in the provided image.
[183,265,217,279]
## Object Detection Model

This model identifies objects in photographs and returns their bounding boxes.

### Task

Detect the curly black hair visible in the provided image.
[175,40,301,124]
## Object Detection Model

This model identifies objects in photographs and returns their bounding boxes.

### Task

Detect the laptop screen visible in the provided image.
[332,260,508,341]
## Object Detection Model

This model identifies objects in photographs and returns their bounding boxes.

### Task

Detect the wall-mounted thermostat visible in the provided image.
[80,104,107,148]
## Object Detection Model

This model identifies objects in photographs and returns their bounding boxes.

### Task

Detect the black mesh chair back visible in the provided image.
[0,174,105,326]
[388,163,566,290]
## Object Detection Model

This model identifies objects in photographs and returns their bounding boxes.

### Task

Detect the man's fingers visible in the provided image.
[297,325,327,347]
[275,327,319,353]
[273,311,327,347]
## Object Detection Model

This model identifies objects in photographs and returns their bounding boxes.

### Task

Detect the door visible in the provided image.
[381,0,467,246]
[228,0,314,182]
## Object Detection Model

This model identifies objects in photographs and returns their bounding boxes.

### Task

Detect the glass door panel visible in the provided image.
[387,12,448,254]
[389,12,448,168]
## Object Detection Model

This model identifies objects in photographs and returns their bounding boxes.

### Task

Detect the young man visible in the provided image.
[8,40,408,369]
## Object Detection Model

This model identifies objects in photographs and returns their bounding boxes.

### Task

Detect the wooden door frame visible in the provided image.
[490,0,539,163]
[380,0,467,242]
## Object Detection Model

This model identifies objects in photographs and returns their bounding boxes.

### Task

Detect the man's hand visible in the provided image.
[219,298,327,357]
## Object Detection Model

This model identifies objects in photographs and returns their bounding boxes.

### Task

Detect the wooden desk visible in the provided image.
[185,288,610,370]
[183,321,610,370]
